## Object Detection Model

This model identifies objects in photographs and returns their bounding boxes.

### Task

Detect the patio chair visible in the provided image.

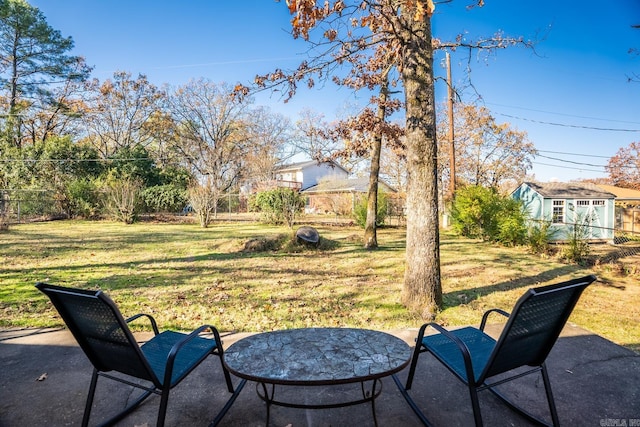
[36,282,245,427]
[396,274,597,427]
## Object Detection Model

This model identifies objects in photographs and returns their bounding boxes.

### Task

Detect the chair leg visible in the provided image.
[468,385,483,427]
[157,388,170,427]
[405,324,428,390]
[220,359,234,393]
[210,378,247,427]
[541,363,560,427]
[392,374,434,427]
[485,368,559,427]
[82,369,99,427]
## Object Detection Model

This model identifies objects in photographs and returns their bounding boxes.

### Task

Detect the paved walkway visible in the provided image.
[1,324,638,426]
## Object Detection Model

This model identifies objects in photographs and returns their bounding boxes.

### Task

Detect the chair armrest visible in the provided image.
[163,324,223,386]
[125,313,160,335]
[479,308,510,331]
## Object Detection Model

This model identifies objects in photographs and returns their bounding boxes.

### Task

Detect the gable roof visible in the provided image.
[521,181,616,199]
[302,177,397,194]
[595,184,640,200]
[275,160,349,175]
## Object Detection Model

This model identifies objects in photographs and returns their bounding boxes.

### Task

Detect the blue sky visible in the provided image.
[30,0,640,183]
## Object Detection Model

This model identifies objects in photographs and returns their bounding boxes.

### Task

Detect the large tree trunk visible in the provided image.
[400,10,442,318]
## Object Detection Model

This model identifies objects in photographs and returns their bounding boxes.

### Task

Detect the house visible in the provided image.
[595,184,640,234]
[301,177,397,215]
[511,181,616,242]
[274,160,349,191]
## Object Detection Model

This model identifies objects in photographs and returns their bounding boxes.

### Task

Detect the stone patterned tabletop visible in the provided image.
[223,327,411,386]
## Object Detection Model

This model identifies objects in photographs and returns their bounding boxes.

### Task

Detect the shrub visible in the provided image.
[561,238,590,264]
[560,212,592,264]
[497,214,527,246]
[253,188,305,228]
[451,185,527,245]
[188,183,218,228]
[527,219,554,255]
[103,176,143,224]
[495,197,528,246]
[353,191,389,228]
[66,178,101,219]
[451,186,495,239]
[141,184,188,213]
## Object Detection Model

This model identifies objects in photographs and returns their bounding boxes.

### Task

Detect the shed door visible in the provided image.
[575,200,606,239]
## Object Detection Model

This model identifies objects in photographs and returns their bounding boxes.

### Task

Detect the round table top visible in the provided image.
[223,327,411,386]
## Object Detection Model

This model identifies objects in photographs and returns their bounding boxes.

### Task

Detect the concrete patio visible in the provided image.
[1,324,638,426]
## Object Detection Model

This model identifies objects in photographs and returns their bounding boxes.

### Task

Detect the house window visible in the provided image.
[552,200,565,224]
[576,200,590,207]
[593,200,605,206]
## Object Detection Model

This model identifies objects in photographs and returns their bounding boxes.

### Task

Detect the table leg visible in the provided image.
[361,378,382,427]
[256,382,276,426]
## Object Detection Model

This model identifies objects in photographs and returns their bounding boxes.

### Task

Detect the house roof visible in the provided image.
[275,160,349,174]
[595,184,640,200]
[302,177,397,194]
[521,181,616,199]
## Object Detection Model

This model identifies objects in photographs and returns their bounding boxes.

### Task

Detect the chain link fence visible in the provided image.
[0,189,409,227]
[1,189,65,224]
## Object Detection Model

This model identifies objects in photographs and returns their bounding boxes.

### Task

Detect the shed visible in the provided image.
[511,181,616,242]
[595,184,640,234]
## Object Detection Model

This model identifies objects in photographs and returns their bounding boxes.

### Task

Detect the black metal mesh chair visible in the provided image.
[36,282,245,427]
[396,275,596,427]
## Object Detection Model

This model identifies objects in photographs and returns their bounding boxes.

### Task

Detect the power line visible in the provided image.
[535,153,638,171]
[487,102,640,125]
[537,150,611,159]
[496,113,640,132]
[0,157,150,163]
[532,161,606,174]
[536,154,607,168]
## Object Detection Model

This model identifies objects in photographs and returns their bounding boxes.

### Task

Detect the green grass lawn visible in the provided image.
[1,219,638,353]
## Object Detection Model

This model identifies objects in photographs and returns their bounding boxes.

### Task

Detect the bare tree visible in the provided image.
[438,103,536,190]
[243,106,292,184]
[167,79,253,217]
[606,141,640,190]
[293,109,337,160]
[80,71,164,158]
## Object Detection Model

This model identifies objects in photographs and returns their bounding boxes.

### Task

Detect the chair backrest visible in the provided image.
[480,275,596,381]
[36,283,159,384]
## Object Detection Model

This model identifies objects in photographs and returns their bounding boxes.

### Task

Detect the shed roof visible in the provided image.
[522,181,616,199]
[594,184,640,200]
[302,177,397,194]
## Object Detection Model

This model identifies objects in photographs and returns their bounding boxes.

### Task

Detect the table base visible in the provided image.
[257,378,384,427]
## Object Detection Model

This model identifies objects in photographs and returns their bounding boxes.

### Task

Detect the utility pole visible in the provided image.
[446,52,456,201]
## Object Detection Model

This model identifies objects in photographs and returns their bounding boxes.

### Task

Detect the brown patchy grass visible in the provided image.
[0,219,638,353]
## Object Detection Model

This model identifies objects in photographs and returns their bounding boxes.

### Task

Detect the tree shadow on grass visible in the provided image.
[442,265,592,309]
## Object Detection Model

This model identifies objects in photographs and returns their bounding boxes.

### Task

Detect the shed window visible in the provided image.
[593,200,605,206]
[576,200,590,207]
[552,200,565,224]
